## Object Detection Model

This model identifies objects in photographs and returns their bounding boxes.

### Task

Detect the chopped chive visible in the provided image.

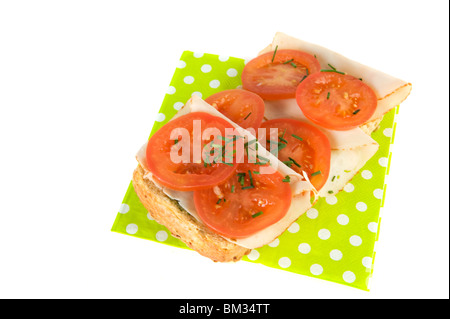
[344,170,351,173]
[359,78,363,81]
[244,112,252,120]
[306,69,309,76]
[252,211,263,218]
[331,175,336,182]
[174,139,179,144]
[328,63,336,70]
[282,175,290,183]
[248,170,254,186]
[278,136,288,144]
[222,162,233,166]
[314,54,317,58]
[328,190,334,194]
[290,62,297,68]
[281,128,287,139]
[283,160,293,167]
[237,172,246,177]
[231,185,235,193]
[257,154,270,162]
[291,134,303,141]
[216,199,222,204]
[253,171,260,174]
[277,143,287,151]
[327,92,330,100]
[238,175,245,186]
[271,45,278,62]
[241,185,255,190]
[300,75,307,83]
[321,69,346,75]
[283,58,294,64]
[353,109,361,115]
[288,157,301,168]
[311,170,322,177]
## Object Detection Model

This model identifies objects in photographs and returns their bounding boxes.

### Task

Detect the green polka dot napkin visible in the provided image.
[111,51,397,291]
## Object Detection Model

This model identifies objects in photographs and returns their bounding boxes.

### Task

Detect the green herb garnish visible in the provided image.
[331,176,336,182]
[327,92,330,100]
[321,69,346,75]
[283,59,294,64]
[328,190,334,194]
[244,112,252,120]
[241,185,255,190]
[328,63,336,70]
[353,109,361,115]
[290,62,297,68]
[282,175,291,183]
[271,45,278,62]
[231,185,235,193]
[283,160,293,167]
[216,199,222,204]
[288,157,301,168]
[252,211,263,218]
[311,170,322,177]
[291,134,303,141]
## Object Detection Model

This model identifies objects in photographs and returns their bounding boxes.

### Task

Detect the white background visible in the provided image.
[0,0,448,299]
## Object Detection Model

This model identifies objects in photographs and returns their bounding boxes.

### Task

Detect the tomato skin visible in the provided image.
[296,72,378,131]
[260,119,331,191]
[205,89,265,130]
[242,49,321,100]
[146,112,239,191]
[193,162,292,239]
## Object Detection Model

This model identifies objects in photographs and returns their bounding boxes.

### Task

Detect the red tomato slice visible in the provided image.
[242,49,321,100]
[193,162,292,239]
[296,72,378,131]
[205,89,265,130]
[260,119,331,191]
[146,112,239,191]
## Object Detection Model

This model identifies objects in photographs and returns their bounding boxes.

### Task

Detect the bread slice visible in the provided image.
[132,164,251,262]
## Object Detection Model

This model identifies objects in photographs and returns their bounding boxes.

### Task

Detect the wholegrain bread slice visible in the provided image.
[132,164,251,262]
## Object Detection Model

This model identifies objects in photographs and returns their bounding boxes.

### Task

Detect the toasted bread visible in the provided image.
[132,164,251,262]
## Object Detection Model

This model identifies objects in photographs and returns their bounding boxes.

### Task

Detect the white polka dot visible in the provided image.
[337,214,349,225]
[379,157,388,167]
[193,52,203,58]
[361,170,373,179]
[173,102,184,110]
[326,196,337,205]
[298,243,311,254]
[350,235,362,246]
[344,183,355,193]
[201,64,212,73]
[247,250,259,261]
[368,222,378,233]
[209,80,220,88]
[310,264,323,276]
[126,223,138,235]
[218,55,229,62]
[318,229,331,240]
[268,238,279,247]
[306,208,319,219]
[278,257,291,268]
[362,257,373,268]
[288,222,300,233]
[383,128,393,137]
[373,188,383,199]
[167,86,176,95]
[343,271,356,283]
[226,68,238,77]
[118,203,129,214]
[356,202,368,212]
[191,91,202,98]
[155,113,165,122]
[183,76,195,84]
[330,249,343,261]
[146,212,154,220]
[156,230,168,242]
[177,60,186,69]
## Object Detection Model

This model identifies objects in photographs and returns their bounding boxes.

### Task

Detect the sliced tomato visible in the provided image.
[296,72,377,131]
[146,112,239,191]
[193,162,292,239]
[205,89,265,130]
[242,49,321,100]
[260,119,331,191]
